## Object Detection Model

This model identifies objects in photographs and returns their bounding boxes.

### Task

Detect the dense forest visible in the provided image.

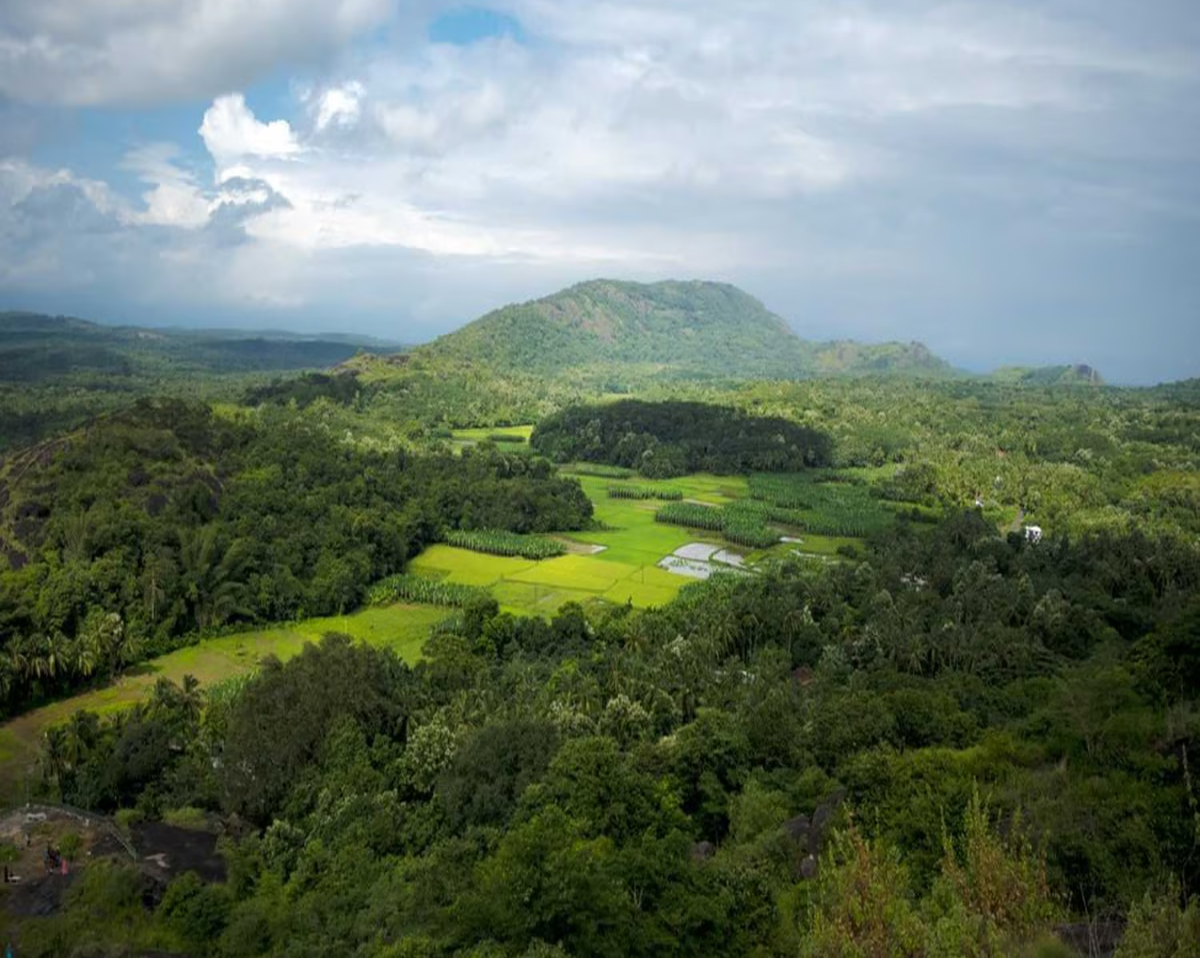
[0,399,591,716]
[530,400,835,476]
[16,511,1200,955]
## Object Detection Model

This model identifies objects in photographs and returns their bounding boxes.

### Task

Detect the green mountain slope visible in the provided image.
[416,279,957,381]
[989,363,1105,386]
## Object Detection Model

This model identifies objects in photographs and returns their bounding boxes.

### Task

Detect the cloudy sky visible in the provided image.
[1,1,1197,383]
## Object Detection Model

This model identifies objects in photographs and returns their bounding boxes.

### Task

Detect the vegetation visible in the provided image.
[0,400,590,716]
[750,472,898,538]
[655,500,778,548]
[532,399,834,476]
[607,484,684,500]
[366,574,491,608]
[0,311,390,452]
[1,293,1198,958]
[443,529,565,560]
[10,512,1200,955]
[568,463,637,478]
[418,279,959,381]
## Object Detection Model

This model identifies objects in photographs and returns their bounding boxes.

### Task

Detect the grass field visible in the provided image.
[408,470,752,615]
[0,603,448,798]
[450,424,534,453]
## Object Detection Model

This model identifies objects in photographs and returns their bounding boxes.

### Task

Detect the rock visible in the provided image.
[691,840,716,861]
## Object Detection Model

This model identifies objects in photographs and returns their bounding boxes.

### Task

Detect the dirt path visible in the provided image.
[1004,506,1027,535]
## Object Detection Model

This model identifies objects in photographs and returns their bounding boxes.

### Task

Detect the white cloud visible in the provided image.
[200,94,302,166]
[313,81,365,131]
[121,144,210,228]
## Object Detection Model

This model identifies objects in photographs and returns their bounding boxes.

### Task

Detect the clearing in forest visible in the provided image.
[408,471,758,614]
[0,603,449,800]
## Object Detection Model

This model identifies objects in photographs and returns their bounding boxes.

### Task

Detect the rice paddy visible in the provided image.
[406,470,755,614]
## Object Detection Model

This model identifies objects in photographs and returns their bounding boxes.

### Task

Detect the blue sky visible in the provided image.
[1,0,1197,384]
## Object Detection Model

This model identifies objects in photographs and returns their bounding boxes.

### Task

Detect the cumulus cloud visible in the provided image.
[200,94,302,165]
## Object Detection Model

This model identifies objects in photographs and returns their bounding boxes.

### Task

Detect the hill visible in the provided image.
[0,311,391,383]
[0,311,397,451]
[989,363,1104,386]
[416,279,957,381]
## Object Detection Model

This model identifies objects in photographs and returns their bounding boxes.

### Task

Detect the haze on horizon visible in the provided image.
[1,0,1197,385]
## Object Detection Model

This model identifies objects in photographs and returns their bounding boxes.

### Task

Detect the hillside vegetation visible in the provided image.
[417,279,958,381]
[990,363,1105,386]
[0,311,393,452]
[531,399,834,476]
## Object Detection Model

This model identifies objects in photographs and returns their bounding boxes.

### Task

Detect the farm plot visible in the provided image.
[748,470,895,538]
[406,471,752,615]
[0,602,450,797]
[449,424,534,454]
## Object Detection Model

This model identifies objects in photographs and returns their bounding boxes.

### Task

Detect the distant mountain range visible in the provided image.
[2,281,1104,386]
[989,364,1105,386]
[0,311,396,383]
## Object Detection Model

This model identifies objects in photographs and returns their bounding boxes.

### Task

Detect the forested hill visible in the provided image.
[415,279,959,380]
[0,311,399,451]
[0,311,390,382]
[989,363,1105,386]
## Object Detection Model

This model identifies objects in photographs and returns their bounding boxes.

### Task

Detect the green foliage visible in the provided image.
[569,463,636,478]
[532,398,833,475]
[654,500,779,547]
[444,529,565,560]
[802,827,926,957]
[800,795,1063,957]
[607,484,683,500]
[219,634,411,824]
[0,311,381,452]
[416,279,955,383]
[158,871,234,956]
[9,357,1200,958]
[16,858,170,956]
[366,573,490,608]
[437,720,560,829]
[749,471,896,537]
[655,501,724,531]
[243,371,362,408]
[0,402,591,714]
[1117,877,1200,957]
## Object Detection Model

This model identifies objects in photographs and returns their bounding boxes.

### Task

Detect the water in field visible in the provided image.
[658,542,746,578]
[670,542,717,560]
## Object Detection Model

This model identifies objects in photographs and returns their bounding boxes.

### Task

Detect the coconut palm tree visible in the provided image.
[180,526,252,632]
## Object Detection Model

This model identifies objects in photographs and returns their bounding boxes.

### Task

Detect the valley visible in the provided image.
[1,279,1198,956]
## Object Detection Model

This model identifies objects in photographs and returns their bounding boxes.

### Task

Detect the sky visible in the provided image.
[1,1,1197,384]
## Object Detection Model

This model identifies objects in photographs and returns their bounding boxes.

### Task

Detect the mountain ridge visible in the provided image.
[416,278,959,381]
